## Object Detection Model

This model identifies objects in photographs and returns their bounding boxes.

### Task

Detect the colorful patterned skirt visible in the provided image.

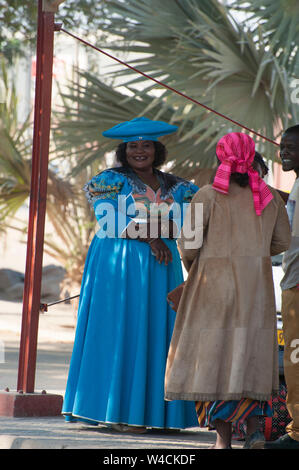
[196,399,273,431]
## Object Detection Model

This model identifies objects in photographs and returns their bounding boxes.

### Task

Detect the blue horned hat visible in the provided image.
[102,117,178,142]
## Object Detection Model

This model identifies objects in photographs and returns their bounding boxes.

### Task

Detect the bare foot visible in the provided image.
[210,444,232,449]
[110,424,147,434]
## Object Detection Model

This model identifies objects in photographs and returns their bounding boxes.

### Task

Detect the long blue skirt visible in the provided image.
[62,236,197,429]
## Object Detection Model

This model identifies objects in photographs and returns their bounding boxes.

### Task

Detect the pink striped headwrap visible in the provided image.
[212,132,273,216]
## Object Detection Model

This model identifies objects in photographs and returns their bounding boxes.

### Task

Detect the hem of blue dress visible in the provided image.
[61,412,188,430]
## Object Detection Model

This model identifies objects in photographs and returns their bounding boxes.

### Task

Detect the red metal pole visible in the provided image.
[17,0,55,393]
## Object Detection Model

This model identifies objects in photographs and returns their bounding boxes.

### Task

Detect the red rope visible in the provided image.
[61,28,279,147]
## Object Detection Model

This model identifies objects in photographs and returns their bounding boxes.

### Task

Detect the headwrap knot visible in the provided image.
[212,132,273,216]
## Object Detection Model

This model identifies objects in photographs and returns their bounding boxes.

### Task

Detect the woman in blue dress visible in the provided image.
[62,117,198,432]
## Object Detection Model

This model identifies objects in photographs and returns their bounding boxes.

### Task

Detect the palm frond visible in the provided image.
[231,0,299,73]
[53,68,214,177]
[54,0,298,177]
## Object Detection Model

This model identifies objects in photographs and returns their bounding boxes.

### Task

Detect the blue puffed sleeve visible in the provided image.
[170,181,199,235]
[180,182,199,204]
[84,169,135,238]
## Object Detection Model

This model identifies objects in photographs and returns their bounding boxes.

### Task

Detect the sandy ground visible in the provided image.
[0,300,76,395]
[0,206,77,395]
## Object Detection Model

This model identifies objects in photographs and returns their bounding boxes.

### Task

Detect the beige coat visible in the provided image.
[165,183,291,402]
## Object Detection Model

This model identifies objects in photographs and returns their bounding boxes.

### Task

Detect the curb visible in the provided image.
[0,435,65,449]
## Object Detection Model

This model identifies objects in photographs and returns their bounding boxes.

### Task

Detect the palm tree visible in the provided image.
[231,0,299,74]
[0,62,34,228]
[54,69,214,181]
[54,0,298,178]
[0,61,95,290]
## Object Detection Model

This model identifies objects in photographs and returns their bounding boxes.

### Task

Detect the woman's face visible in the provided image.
[126,140,155,171]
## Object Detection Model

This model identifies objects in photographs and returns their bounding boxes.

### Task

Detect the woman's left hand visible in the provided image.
[149,239,173,265]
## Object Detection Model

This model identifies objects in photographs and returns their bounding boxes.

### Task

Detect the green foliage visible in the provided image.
[0,59,95,285]
[55,0,299,175]
[0,63,32,225]
[54,69,215,179]
[0,0,106,49]
[231,0,299,73]
[1,0,299,285]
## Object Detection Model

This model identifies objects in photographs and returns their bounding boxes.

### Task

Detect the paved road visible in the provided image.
[0,300,245,451]
[0,416,220,449]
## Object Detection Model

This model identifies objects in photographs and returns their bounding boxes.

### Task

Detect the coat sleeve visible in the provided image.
[270,190,292,256]
[177,185,212,271]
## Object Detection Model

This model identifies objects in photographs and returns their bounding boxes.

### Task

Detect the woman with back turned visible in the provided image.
[165,132,291,448]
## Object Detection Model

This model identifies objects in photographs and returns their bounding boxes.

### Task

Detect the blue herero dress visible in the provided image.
[62,167,198,428]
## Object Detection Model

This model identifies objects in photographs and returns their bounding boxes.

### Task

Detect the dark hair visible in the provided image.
[253,151,269,176]
[230,151,268,187]
[115,141,167,168]
[284,124,299,137]
[216,155,249,187]
[231,172,249,187]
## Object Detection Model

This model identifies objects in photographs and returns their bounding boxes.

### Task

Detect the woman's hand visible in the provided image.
[122,221,173,265]
[149,239,173,265]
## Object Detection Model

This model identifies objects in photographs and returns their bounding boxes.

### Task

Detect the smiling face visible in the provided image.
[125,140,156,172]
[280,132,299,175]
